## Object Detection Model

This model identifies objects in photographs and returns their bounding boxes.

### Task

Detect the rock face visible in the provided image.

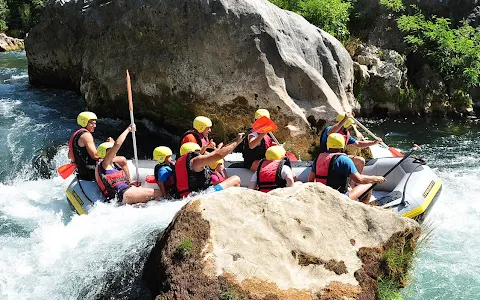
[144,184,420,299]
[25,0,355,155]
[0,33,24,52]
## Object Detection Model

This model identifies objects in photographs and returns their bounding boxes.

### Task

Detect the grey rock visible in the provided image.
[0,33,24,52]
[25,0,355,154]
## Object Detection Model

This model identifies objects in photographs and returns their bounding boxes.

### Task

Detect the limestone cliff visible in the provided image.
[25,0,356,155]
[143,184,421,299]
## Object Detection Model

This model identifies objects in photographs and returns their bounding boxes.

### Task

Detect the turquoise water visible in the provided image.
[0,51,479,299]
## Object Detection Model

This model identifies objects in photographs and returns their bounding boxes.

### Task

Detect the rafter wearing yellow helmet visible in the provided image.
[180,116,215,154]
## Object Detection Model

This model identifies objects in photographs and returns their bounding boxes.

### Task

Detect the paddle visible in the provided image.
[351,116,403,157]
[359,144,421,201]
[57,163,76,179]
[126,70,140,184]
[252,116,277,133]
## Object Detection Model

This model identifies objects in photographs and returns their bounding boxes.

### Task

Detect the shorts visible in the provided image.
[116,187,130,203]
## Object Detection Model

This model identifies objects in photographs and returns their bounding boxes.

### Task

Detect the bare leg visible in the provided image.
[349,155,365,174]
[249,160,261,172]
[218,175,241,189]
[347,183,373,203]
[113,156,132,182]
[123,187,162,204]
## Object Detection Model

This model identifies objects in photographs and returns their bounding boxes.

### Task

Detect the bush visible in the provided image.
[397,10,480,92]
[0,0,7,32]
[173,238,193,259]
[269,0,351,41]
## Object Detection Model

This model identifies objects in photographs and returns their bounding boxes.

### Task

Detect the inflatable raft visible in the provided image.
[66,146,442,219]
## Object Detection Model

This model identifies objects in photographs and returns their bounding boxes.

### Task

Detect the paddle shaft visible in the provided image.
[359,148,417,200]
[126,70,139,183]
[352,116,389,149]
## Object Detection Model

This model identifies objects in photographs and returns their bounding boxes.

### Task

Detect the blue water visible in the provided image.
[0,51,479,299]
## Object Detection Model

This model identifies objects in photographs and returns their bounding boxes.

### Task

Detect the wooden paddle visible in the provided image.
[126,70,140,184]
[358,144,420,201]
[252,116,277,133]
[351,116,403,157]
[57,163,76,179]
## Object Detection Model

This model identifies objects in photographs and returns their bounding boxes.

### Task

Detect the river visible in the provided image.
[0,51,478,299]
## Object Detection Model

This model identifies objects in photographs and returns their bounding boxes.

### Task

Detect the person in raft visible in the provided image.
[309,133,386,203]
[153,146,176,198]
[209,159,227,186]
[95,124,162,204]
[242,109,278,171]
[68,111,130,181]
[247,145,295,192]
[319,113,382,174]
[179,116,216,154]
[175,134,244,198]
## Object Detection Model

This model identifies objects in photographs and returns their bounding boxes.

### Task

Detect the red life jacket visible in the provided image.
[95,162,129,200]
[210,170,226,185]
[154,162,176,195]
[319,127,351,153]
[175,152,211,198]
[314,152,349,193]
[179,130,208,149]
[256,157,291,193]
[68,128,97,180]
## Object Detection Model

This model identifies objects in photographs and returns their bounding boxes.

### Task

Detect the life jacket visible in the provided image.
[210,170,226,185]
[175,152,212,198]
[154,162,176,195]
[95,162,130,200]
[256,157,291,193]
[319,127,351,153]
[179,130,208,149]
[68,128,97,180]
[242,133,274,168]
[314,152,349,194]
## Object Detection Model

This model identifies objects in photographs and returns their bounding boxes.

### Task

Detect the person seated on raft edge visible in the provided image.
[247,145,296,192]
[179,116,216,155]
[319,112,382,174]
[95,124,162,204]
[242,109,278,171]
[68,111,130,181]
[308,133,386,203]
[175,134,244,198]
[153,146,176,198]
[209,159,227,186]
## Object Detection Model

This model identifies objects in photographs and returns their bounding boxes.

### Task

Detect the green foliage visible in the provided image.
[0,0,47,36]
[173,238,193,259]
[0,0,7,32]
[451,89,473,109]
[398,11,480,92]
[269,0,351,41]
[377,276,404,300]
[379,0,405,13]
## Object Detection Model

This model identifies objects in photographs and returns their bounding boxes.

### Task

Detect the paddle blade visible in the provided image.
[126,70,133,111]
[57,163,76,179]
[252,116,277,133]
[388,147,404,157]
[145,175,156,184]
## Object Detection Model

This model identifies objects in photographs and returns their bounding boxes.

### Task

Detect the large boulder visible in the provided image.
[144,184,420,299]
[25,0,355,156]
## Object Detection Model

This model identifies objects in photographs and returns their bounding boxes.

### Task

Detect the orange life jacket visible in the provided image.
[175,152,211,198]
[179,130,208,149]
[256,157,291,193]
[314,152,349,193]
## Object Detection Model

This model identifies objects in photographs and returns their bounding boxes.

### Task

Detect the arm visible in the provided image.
[353,139,382,148]
[326,114,349,136]
[191,134,245,172]
[101,126,132,169]
[158,182,167,198]
[350,172,386,184]
[200,139,216,154]
[81,133,99,160]
[248,133,266,149]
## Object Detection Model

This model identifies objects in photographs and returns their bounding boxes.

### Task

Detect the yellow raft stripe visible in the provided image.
[402,179,442,219]
[66,189,87,215]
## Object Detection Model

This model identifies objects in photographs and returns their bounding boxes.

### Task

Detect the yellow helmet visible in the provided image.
[255,109,270,119]
[327,133,345,150]
[265,145,286,161]
[153,146,173,163]
[193,116,212,132]
[209,159,224,169]
[180,142,201,156]
[77,111,97,127]
[97,142,114,159]
[335,113,354,128]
